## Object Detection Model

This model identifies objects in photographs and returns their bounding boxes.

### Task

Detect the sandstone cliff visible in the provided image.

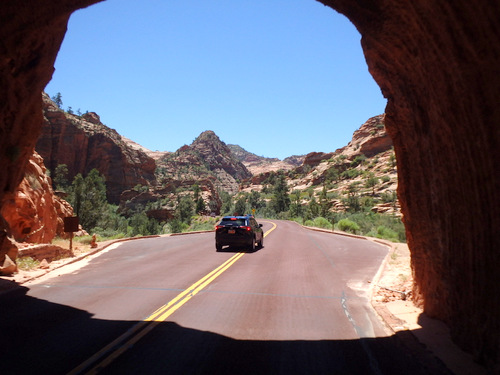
[227,144,304,175]
[1,151,73,245]
[36,93,157,203]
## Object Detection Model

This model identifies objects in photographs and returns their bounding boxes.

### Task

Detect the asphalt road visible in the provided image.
[0,220,451,374]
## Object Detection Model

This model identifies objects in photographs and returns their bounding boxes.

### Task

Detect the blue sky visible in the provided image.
[45,0,386,160]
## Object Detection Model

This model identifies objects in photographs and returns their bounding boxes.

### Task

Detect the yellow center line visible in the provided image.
[146,252,244,321]
[71,222,277,375]
[150,252,245,321]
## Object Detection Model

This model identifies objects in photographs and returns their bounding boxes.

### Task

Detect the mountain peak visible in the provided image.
[193,130,219,143]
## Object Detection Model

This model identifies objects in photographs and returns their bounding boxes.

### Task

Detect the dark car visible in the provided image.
[215,215,264,251]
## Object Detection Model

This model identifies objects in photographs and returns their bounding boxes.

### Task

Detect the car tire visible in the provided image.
[216,243,223,252]
[258,235,263,249]
[250,237,256,252]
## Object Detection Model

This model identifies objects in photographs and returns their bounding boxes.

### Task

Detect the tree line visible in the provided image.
[52,164,405,242]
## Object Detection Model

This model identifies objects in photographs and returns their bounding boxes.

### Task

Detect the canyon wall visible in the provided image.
[37,93,157,203]
[0,0,498,369]
[1,152,73,244]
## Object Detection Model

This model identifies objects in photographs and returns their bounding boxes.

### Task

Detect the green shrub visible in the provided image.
[313,217,332,229]
[188,217,218,231]
[337,219,360,234]
[368,226,399,242]
[167,219,184,233]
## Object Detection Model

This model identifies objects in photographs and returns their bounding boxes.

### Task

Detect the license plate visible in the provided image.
[228,229,235,234]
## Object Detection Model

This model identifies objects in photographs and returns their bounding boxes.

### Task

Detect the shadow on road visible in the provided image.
[0,278,453,375]
[216,245,264,254]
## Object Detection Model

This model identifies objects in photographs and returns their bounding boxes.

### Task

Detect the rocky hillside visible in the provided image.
[155,131,252,195]
[119,131,252,219]
[35,95,398,220]
[36,93,157,203]
[241,114,399,215]
[227,144,304,175]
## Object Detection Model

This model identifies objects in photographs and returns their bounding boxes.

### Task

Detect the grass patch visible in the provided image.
[16,257,40,271]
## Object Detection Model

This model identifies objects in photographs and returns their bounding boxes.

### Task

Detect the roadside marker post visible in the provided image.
[63,216,79,251]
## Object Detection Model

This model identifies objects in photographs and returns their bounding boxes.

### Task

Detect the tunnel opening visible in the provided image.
[0,0,498,371]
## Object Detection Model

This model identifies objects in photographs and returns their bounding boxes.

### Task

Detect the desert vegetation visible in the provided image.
[52,163,404,243]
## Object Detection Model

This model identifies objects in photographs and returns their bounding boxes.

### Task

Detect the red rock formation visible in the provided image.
[156,130,251,194]
[0,0,499,369]
[1,151,73,244]
[351,115,391,157]
[189,131,252,182]
[36,93,157,203]
[302,152,335,167]
[331,115,392,160]
[0,0,97,266]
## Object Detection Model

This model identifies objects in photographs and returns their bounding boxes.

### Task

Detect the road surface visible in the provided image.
[0,220,450,374]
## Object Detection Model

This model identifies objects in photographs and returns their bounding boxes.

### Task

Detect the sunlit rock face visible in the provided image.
[1,152,73,244]
[37,93,157,203]
[0,0,498,369]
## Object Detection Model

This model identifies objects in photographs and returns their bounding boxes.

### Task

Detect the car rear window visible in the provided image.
[220,219,246,226]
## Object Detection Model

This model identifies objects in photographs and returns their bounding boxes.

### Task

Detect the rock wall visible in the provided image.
[1,151,73,244]
[0,0,100,270]
[0,0,498,369]
[37,93,157,203]
[320,0,500,368]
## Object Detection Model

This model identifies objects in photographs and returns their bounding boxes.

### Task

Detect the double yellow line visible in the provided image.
[71,221,276,374]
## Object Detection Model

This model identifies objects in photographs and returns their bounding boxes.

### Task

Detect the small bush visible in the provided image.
[337,219,360,234]
[167,219,184,234]
[376,225,399,242]
[313,217,332,229]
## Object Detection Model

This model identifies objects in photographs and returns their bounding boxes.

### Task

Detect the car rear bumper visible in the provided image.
[216,233,253,247]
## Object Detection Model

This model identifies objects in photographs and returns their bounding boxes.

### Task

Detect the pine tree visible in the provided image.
[289,190,303,218]
[51,92,63,108]
[53,164,69,191]
[234,196,247,216]
[177,196,194,224]
[68,169,107,230]
[319,186,332,218]
[196,197,206,214]
[270,174,290,214]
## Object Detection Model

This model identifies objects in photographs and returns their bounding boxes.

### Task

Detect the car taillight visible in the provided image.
[215,225,223,230]
[241,226,251,231]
